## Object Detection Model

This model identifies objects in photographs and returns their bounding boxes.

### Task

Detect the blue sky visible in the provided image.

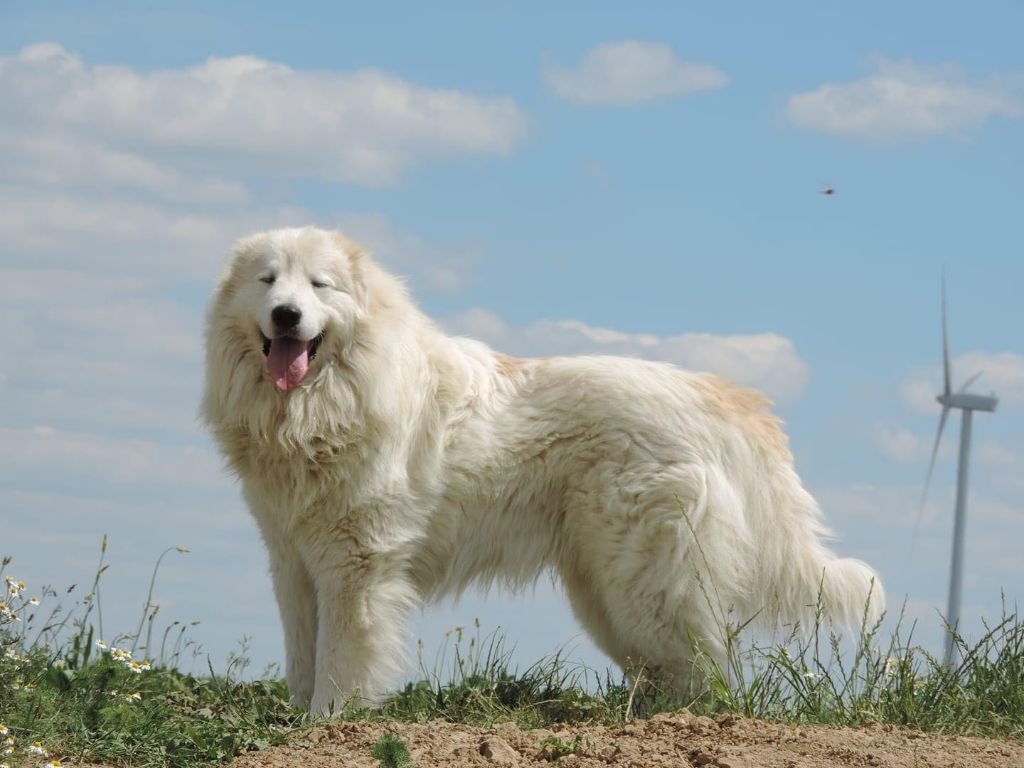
[1,1,1022,677]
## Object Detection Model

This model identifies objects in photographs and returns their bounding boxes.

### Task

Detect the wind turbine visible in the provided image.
[920,277,998,668]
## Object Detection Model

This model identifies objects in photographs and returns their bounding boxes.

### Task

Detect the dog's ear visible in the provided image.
[331,231,370,311]
[212,233,261,303]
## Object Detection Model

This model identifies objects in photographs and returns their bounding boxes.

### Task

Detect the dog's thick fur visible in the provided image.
[202,227,882,714]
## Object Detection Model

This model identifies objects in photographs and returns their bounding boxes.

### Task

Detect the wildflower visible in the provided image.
[95,639,107,650]
[28,741,48,756]
[1,761,9,768]
[0,725,6,735]
[126,692,142,702]
[23,682,36,691]
[28,596,39,607]
[128,660,144,674]
[46,761,63,768]
[3,737,13,745]
[884,657,900,677]
[175,546,190,553]
[53,659,66,670]
[802,669,820,679]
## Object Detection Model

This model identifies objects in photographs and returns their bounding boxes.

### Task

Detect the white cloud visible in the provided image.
[544,40,727,107]
[787,58,1021,141]
[446,308,809,401]
[0,42,527,187]
[815,483,923,529]
[4,134,251,205]
[0,426,222,493]
[0,268,209,437]
[874,423,933,464]
[0,186,311,280]
[977,440,1017,467]
[902,351,1024,413]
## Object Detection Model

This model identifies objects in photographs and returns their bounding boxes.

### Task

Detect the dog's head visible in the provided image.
[209,227,368,392]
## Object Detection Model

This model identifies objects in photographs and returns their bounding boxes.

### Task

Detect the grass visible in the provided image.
[1,544,1022,767]
[369,732,412,768]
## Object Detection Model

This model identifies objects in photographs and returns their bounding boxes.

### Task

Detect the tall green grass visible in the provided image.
[1,544,1021,768]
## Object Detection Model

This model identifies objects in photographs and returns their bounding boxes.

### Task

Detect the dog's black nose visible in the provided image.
[271,304,302,329]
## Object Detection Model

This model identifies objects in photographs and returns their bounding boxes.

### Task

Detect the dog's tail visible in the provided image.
[764,478,885,633]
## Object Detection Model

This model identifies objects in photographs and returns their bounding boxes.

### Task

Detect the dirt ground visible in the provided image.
[231,712,1024,768]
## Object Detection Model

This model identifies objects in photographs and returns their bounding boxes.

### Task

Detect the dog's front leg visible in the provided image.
[263,532,318,708]
[309,549,417,716]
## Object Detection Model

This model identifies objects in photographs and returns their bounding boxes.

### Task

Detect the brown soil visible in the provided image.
[230,712,1024,768]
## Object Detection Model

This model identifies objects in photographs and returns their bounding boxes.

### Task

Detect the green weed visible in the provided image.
[370,732,412,767]
[537,733,592,761]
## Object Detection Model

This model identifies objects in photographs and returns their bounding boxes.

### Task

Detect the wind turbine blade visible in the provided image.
[914,405,950,548]
[942,272,951,397]
[959,371,982,393]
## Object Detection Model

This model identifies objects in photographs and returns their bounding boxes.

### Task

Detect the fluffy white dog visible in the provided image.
[202,226,882,714]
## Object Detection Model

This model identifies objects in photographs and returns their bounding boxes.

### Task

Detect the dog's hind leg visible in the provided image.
[562,462,744,701]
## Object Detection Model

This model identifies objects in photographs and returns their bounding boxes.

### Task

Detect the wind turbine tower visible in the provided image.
[921,279,998,668]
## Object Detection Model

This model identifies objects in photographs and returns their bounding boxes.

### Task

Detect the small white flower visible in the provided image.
[28,741,47,756]
[28,596,40,607]
[53,659,66,670]
[46,761,64,768]
[884,657,900,677]
[95,639,107,650]
[0,725,6,736]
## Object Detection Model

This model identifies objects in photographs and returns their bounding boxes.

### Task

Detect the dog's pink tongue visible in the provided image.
[267,337,310,391]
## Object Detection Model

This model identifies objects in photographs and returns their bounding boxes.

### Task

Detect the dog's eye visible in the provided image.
[311,279,331,289]
[260,275,276,285]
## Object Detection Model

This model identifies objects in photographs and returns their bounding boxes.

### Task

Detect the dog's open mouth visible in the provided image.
[261,331,324,392]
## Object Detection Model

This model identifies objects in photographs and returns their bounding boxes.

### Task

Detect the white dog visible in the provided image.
[202,226,882,714]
